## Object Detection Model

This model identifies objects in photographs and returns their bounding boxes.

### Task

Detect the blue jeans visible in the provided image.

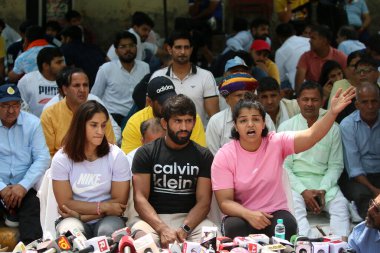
[56,216,126,238]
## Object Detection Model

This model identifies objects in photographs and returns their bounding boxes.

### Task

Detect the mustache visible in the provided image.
[177,130,190,135]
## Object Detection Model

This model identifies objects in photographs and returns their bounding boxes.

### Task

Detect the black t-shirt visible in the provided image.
[132,137,213,214]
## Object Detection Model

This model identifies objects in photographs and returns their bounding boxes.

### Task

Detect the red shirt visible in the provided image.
[297,47,347,83]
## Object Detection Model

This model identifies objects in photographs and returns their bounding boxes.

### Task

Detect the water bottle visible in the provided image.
[274,218,286,239]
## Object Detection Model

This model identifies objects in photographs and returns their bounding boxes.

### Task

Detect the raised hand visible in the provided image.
[330,87,356,115]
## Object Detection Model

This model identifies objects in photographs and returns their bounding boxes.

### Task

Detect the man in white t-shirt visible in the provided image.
[18,47,65,117]
[151,30,219,127]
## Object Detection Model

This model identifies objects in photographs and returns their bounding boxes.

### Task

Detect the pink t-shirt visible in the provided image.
[211,132,295,213]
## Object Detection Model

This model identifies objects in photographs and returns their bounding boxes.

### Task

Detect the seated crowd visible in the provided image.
[0,4,379,252]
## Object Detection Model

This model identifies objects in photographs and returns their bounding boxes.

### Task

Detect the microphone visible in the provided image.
[118,236,136,253]
[80,236,110,253]
[111,227,131,244]
[62,228,87,251]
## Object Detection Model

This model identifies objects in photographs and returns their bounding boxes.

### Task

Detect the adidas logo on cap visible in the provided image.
[156,85,174,94]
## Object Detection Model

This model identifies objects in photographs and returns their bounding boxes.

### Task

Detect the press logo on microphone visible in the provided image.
[156,85,174,94]
[98,239,109,252]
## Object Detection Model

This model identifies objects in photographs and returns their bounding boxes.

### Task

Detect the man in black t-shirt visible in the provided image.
[132,94,215,248]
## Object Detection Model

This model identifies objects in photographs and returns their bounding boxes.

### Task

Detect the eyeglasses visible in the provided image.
[117,44,136,49]
[0,103,21,110]
[355,67,376,75]
[369,199,380,214]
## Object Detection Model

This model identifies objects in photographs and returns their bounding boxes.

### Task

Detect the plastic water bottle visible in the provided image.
[274,219,286,239]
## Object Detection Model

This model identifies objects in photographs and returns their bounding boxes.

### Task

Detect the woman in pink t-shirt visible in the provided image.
[211,87,355,240]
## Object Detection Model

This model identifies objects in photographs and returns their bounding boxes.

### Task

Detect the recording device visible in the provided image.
[132,234,159,253]
[118,236,136,253]
[111,227,131,243]
[79,236,110,253]
[63,228,87,251]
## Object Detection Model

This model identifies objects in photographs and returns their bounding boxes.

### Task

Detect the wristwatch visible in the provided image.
[180,224,191,234]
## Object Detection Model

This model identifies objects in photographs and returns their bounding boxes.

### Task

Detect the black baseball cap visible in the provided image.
[0,84,22,103]
[147,76,176,105]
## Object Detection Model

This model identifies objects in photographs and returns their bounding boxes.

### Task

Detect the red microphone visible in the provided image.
[118,236,136,253]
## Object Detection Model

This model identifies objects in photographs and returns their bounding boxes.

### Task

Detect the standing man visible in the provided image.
[132,94,215,247]
[278,81,350,238]
[0,84,50,243]
[18,47,66,117]
[91,31,149,126]
[151,31,219,126]
[295,25,347,92]
[340,82,380,219]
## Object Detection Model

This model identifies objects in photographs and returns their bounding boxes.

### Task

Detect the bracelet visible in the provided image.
[97,202,101,215]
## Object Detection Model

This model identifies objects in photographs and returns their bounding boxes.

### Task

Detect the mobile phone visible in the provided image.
[314,196,322,207]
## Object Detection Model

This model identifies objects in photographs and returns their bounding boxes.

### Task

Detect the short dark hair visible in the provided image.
[60,25,82,41]
[25,25,45,42]
[347,50,364,66]
[297,81,323,99]
[44,20,62,33]
[19,20,33,34]
[250,17,269,29]
[318,60,343,87]
[355,55,378,69]
[131,11,154,28]
[56,66,87,90]
[113,30,137,48]
[257,77,280,94]
[310,24,332,44]
[37,47,63,72]
[338,25,358,40]
[275,23,295,39]
[65,10,81,22]
[63,100,110,162]
[231,92,268,140]
[167,30,193,47]
[162,94,196,122]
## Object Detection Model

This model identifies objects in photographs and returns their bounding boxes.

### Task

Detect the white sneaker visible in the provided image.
[4,215,19,228]
[349,201,363,223]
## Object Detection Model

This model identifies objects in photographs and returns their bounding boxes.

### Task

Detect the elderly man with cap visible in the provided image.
[250,39,280,84]
[0,84,50,243]
[206,73,275,156]
[121,76,206,154]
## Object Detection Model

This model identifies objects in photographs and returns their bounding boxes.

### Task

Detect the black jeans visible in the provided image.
[340,173,380,219]
[222,210,298,241]
[0,189,42,244]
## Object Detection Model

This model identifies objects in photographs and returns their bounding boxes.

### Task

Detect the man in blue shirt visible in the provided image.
[0,84,50,243]
[348,193,380,252]
[340,82,380,219]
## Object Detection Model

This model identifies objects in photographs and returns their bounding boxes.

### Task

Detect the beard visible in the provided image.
[167,124,192,145]
[119,53,136,63]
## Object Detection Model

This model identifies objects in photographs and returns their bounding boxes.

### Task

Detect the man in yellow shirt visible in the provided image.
[121,76,206,154]
[41,67,115,157]
[250,39,280,85]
